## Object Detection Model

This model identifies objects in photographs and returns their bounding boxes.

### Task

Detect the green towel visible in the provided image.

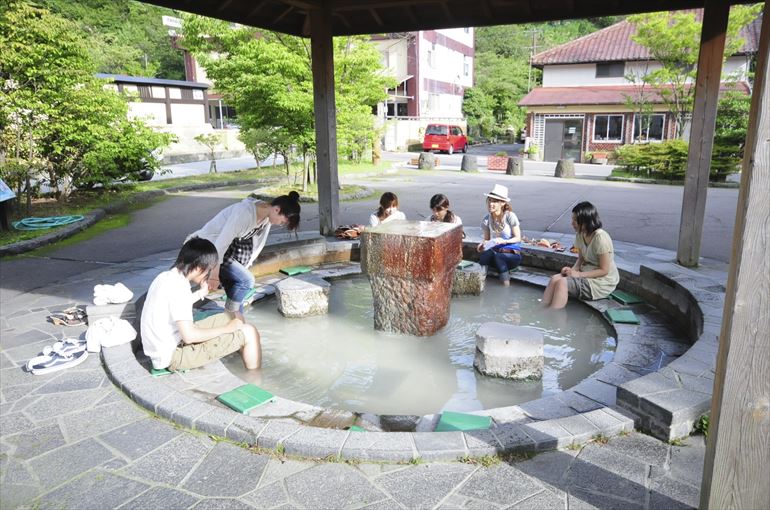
[216,384,275,413]
[193,310,221,321]
[349,425,365,432]
[435,411,492,432]
[457,260,474,269]
[604,308,641,325]
[280,265,312,276]
[610,290,644,305]
[150,367,172,377]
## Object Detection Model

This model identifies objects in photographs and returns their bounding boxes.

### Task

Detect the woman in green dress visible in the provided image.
[542,201,619,309]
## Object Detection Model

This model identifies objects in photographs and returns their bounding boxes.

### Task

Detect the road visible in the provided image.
[1,147,738,300]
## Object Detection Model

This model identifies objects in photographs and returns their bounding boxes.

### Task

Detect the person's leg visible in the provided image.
[493,252,521,286]
[549,277,570,309]
[219,261,255,315]
[168,325,246,371]
[239,324,261,369]
[478,248,495,267]
[543,274,562,306]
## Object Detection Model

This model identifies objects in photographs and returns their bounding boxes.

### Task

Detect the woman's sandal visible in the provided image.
[48,312,86,327]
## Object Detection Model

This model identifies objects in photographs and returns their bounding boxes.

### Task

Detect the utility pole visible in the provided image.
[525,29,542,92]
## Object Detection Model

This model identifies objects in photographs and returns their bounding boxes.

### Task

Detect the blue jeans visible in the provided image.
[479,249,522,282]
[219,260,255,313]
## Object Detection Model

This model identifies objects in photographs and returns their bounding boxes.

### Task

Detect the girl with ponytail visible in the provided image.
[187,191,301,316]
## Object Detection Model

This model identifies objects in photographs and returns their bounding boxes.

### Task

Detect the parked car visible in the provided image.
[422,124,468,154]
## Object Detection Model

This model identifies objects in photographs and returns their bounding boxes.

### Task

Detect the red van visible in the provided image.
[422,124,468,154]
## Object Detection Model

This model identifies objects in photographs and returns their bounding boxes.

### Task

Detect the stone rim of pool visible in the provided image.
[103,234,725,461]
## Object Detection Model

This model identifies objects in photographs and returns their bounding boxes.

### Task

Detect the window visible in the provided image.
[633,114,665,142]
[593,114,624,142]
[463,56,470,77]
[464,27,470,34]
[427,49,434,68]
[596,62,625,78]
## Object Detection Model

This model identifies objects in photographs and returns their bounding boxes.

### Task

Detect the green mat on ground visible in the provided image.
[349,425,365,432]
[457,260,474,269]
[435,411,492,432]
[610,290,644,305]
[280,265,312,276]
[150,367,172,377]
[216,384,275,413]
[604,308,641,325]
[193,310,221,322]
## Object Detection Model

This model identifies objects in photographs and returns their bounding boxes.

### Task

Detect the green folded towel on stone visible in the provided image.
[280,266,312,276]
[435,411,492,432]
[610,290,644,305]
[604,308,641,325]
[217,384,275,413]
[457,260,474,269]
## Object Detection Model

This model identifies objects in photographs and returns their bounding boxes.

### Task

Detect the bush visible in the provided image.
[615,140,688,180]
[494,151,508,157]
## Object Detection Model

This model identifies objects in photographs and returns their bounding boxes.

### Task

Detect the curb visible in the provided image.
[606,176,740,188]
[0,178,276,258]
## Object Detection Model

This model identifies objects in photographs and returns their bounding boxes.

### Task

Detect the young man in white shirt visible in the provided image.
[141,237,261,371]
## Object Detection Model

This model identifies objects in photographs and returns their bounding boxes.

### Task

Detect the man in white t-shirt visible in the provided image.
[141,238,261,371]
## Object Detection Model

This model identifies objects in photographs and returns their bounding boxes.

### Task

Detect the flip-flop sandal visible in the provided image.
[48,313,86,327]
[27,349,88,375]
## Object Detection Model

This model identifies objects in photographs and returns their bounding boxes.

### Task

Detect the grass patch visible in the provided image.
[253,183,367,201]
[592,434,610,445]
[667,437,685,446]
[0,167,283,247]
[458,455,502,467]
[694,414,709,438]
[609,168,644,179]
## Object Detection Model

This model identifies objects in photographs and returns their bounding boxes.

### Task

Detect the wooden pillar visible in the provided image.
[700,2,770,508]
[310,4,339,236]
[676,1,729,267]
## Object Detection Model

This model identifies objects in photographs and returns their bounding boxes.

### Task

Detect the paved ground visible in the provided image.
[1,155,731,508]
[1,249,707,510]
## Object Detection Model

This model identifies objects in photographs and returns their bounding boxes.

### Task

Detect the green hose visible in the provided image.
[12,215,85,231]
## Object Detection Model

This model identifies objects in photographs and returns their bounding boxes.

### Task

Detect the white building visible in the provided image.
[374,29,474,151]
[518,12,760,162]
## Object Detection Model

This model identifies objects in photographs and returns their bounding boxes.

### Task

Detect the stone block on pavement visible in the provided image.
[275,274,331,318]
[474,322,544,380]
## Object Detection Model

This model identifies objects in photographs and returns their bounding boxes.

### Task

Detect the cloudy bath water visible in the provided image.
[225,275,616,416]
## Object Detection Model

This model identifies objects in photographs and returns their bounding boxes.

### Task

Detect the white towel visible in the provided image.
[93,283,134,305]
[86,317,137,352]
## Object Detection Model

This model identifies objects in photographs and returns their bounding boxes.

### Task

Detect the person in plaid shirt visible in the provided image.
[187,191,301,317]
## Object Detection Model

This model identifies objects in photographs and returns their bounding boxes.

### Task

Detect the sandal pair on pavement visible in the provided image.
[47,306,87,327]
[26,337,89,375]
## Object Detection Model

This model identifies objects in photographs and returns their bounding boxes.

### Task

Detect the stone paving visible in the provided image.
[0,231,720,509]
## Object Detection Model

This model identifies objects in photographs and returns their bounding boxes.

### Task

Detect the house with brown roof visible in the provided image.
[518,11,761,163]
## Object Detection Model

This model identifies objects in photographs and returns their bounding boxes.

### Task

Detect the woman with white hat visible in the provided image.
[477,184,522,287]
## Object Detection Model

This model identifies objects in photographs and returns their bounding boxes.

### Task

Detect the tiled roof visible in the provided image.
[518,83,750,107]
[532,10,762,66]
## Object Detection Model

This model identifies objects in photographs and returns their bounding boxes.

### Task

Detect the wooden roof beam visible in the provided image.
[441,1,454,23]
[370,8,384,27]
[274,5,295,24]
[247,0,269,19]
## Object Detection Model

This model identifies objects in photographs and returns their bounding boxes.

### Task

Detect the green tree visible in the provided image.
[194,133,224,173]
[0,1,172,201]
[37,0,185,79]
[629,5,761,138]
[181,15,392,187]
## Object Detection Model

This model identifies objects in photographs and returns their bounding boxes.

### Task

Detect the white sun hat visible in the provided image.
[484,184,510,202]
